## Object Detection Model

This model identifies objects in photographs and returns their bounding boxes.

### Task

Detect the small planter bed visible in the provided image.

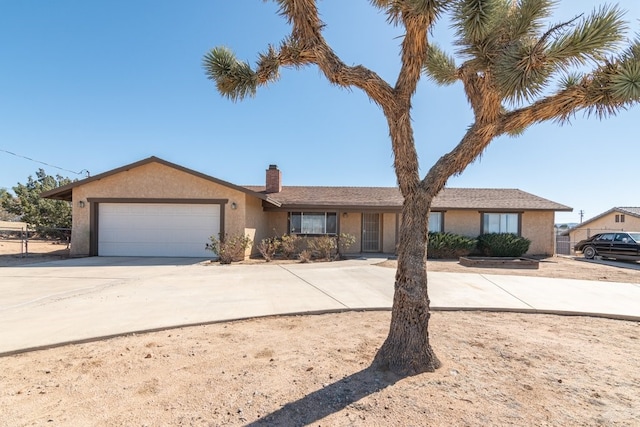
[459,256,539,269]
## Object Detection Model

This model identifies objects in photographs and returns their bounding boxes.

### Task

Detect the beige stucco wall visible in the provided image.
[569,213,640,245]
[521,211,555,255]
[244,195,270,256]
[442,210,480,237]
[382,213,397,253]
[70,162,248,257]
[264,211,288,237]
[340,212,362,253]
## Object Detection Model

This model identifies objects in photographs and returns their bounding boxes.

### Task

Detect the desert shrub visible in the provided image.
[298,249,312,263]
[336,233,356,258]
[257,236,280,262]
[307,235,337,260]
[273,232,356,262]
[206,233,252,264]
[427,232,477,259]
[279,234,301,259]
[476,233,531,257]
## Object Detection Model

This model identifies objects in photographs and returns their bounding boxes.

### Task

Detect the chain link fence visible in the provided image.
[0,225,71,259]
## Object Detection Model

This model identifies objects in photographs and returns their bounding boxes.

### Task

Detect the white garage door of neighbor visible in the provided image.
[98,203,220,257]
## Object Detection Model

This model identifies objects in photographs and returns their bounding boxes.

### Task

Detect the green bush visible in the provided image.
[476,233,531,257]
[206,233,252,264]
[427,232,477,259]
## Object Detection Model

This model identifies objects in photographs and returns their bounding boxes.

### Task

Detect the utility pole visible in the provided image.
[579,210,585,223]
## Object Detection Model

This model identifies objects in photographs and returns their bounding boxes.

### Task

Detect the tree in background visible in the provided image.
[0,188,16,221]
[203,0,640,375]
[1,169,72,236]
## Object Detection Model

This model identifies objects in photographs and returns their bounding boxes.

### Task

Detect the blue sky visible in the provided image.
[1,1,639,224]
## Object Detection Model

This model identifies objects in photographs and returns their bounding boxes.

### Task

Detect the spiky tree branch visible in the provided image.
[204,0,397,109]
[419,0,639,200]
[204,0,446,200]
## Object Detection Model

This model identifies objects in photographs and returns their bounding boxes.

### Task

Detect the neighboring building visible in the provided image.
[41,156,571,258]
[568,207,640,245]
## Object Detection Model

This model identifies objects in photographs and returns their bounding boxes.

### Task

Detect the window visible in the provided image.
[615,214,626,223]
[597,233,615,241]
[614,233,628,242]
[483,213,519,234]
[289,212,337,235]
[429,212,443,232]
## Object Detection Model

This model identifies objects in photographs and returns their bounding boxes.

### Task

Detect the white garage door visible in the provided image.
[98,203,220,257]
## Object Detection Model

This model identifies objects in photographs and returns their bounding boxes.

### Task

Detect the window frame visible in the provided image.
[480,212,522,235]
[288,212,338,235]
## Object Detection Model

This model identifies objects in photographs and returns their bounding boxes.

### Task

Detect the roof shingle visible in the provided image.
[245,186,571,211]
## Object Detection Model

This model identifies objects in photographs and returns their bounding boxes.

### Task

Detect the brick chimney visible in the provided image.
[265,164,282,193]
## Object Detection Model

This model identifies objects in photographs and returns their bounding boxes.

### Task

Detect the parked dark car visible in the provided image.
[574,232,640,261]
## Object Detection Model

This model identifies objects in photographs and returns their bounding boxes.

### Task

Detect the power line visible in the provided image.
[0,148,90,177]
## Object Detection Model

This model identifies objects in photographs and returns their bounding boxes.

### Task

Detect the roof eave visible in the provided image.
[263,203,401,212]
[40,156,270,203]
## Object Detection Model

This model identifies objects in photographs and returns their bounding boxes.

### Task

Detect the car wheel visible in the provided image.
[583,246,597,259]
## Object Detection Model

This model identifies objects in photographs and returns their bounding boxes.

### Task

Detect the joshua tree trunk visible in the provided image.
[373,189,441,374]
[372,98,496,375]
[370,102,443,375]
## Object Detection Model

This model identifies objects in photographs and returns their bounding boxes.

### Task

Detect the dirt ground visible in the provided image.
[0,238,70,266]
[1,243,639,426]
[424,256,640,284]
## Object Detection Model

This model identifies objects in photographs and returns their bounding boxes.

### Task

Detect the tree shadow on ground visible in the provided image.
[245,365,402,426]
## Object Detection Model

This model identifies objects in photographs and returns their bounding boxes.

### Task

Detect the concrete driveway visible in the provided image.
[1,257,639,356]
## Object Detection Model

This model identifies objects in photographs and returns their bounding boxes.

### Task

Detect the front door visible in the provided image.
[362,213,381,252]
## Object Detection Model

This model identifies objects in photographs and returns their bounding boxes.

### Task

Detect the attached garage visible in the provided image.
[39,157,268,258]
[96,202,221,257]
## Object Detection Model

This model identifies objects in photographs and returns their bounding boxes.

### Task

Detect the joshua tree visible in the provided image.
[204,0,640,375]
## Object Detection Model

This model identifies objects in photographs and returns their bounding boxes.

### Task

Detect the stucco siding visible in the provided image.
[70,192,91,256]
[382,213,397,253]
[443,211,481,237]
[245,195,269,256]
[521,211,555,255]
[340,213,362,254]
[264,211,288,237]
